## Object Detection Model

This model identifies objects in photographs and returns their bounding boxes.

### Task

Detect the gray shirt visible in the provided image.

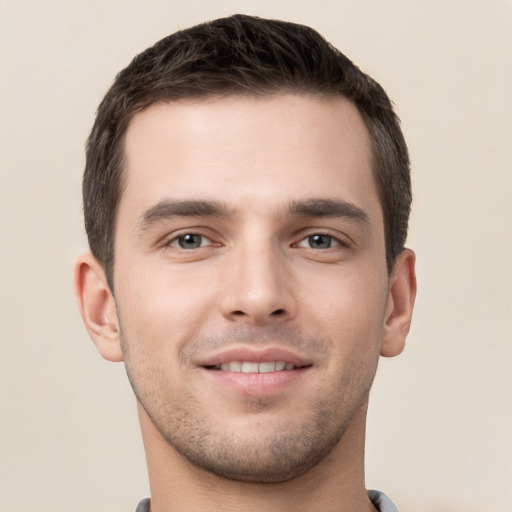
[135,490,399,512]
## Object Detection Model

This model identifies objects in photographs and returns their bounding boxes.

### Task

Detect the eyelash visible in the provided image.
[166,232,216,249]
[294,232,349,250]
[165,231,349,251]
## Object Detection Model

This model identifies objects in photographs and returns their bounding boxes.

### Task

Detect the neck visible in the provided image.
[138,402,376,512]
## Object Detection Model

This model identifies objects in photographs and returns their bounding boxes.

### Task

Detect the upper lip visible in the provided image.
[196,346,312,368]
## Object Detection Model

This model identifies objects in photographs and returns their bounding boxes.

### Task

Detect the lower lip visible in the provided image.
[200,367,310,396]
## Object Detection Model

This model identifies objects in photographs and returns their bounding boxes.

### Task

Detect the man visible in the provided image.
[74,14,416,512]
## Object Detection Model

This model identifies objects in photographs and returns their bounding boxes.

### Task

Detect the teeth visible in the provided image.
[259,361,275,373]
[217,361,295,373]
[241,362,259,373]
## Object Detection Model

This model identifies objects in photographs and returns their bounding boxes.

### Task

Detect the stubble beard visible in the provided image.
[121,327,378,484]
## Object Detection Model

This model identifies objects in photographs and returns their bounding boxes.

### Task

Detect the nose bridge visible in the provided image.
[221,235,295,323]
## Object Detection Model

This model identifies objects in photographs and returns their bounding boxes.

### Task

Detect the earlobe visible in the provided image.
[381,249,417,358]
[74,253,123,362]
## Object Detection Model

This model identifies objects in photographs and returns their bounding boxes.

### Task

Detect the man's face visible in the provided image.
[114,94,390,482]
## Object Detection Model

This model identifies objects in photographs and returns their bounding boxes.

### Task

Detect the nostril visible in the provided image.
[230,309,286,318]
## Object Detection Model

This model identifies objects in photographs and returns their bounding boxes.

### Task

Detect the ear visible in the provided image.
[74,253,123,362]
[381,248,417,358]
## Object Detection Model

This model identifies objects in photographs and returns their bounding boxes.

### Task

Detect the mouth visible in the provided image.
[197,347,312,396]
[198,346,311,372]
[206,361,302,373]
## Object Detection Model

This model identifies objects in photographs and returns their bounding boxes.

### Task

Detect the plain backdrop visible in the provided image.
[1,1,511,511]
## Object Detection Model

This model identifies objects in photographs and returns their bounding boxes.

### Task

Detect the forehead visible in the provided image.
[120,94,380,224]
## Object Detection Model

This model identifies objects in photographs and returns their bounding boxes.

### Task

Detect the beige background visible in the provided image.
[1,1,511,511]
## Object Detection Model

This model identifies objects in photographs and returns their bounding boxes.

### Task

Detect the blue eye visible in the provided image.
[296,234,340,249]
[173,234,205,249]
[308,234,334,249]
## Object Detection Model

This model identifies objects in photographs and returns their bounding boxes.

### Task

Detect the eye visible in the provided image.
[169,233,210,249]
[297,234,340,249]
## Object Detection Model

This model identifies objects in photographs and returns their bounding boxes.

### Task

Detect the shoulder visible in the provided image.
[368,489,400,512]
[135,497,151,512]
[135,492,398,512]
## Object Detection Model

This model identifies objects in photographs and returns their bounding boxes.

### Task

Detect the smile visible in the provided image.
[199,349,312,396]
[211,361,297,373]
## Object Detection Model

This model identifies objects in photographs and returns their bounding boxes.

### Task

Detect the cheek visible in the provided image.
[313,285,385,401]
[300,265,388,359]
[302,262,388,323]
[115,264,218,358]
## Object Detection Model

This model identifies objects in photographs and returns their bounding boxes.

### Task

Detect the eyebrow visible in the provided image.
[137,199,234,231]
[287,198,370,224]
[136,197,369,233]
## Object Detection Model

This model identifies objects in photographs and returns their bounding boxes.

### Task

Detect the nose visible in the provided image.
[219,243,297,325]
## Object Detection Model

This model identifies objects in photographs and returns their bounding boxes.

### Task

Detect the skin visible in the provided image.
[75,94,416,512]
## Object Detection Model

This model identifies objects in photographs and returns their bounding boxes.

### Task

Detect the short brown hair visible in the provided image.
[83,14,411,289]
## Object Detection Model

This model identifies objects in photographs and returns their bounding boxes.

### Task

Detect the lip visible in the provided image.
[196,345,312,397]
[201,366,310,396]
[197,345,311,369]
